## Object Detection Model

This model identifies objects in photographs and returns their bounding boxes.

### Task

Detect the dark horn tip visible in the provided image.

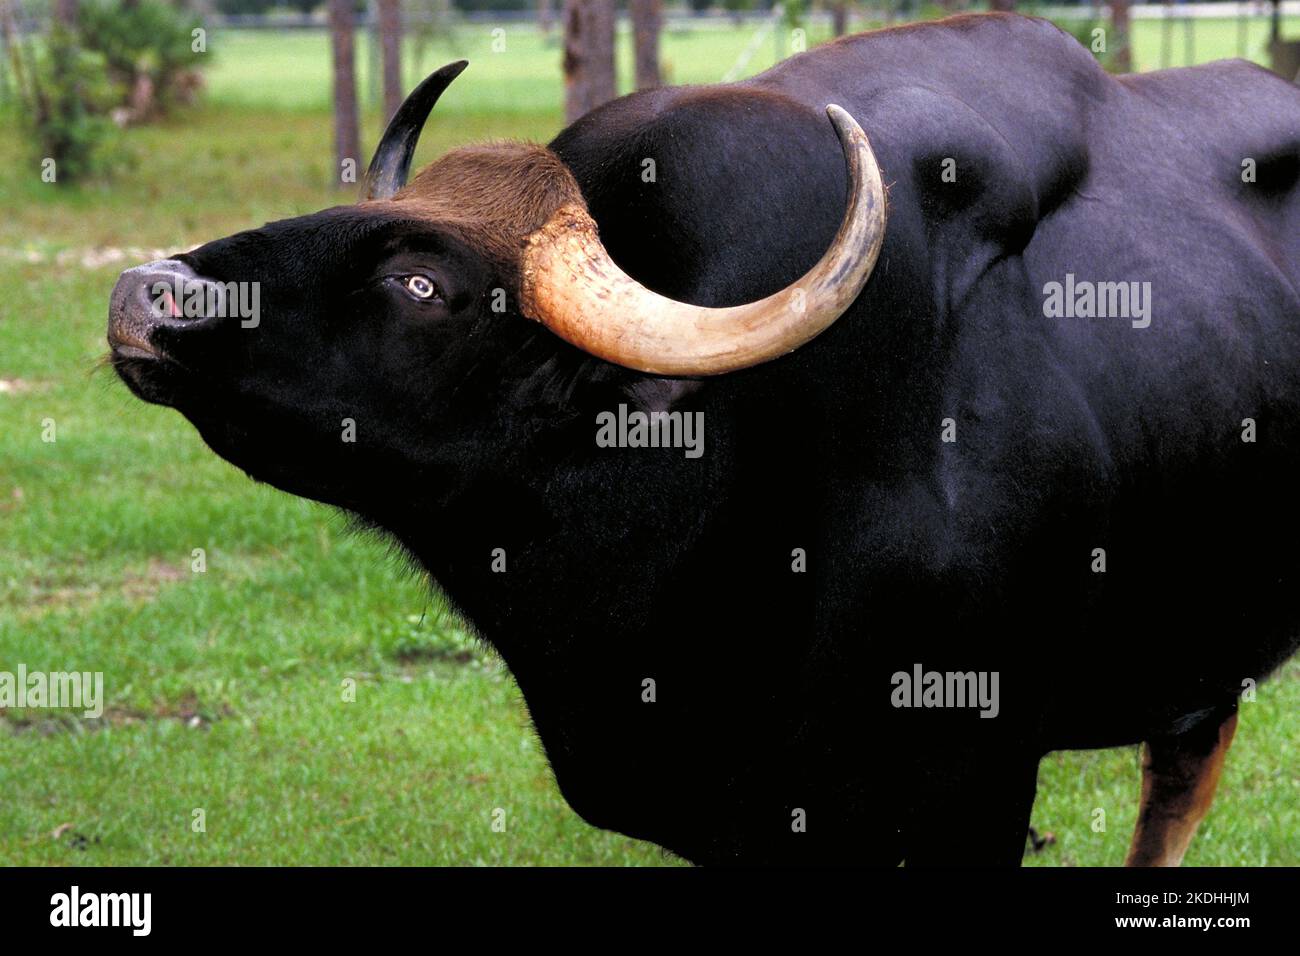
[429,60,469,85]
[361,60,471,202]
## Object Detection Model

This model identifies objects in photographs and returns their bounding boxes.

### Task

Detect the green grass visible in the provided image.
[0,260,678,865]
[1,17,1297,866]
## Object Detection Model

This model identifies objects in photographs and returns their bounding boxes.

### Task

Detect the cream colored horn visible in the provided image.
[519,105,887,376]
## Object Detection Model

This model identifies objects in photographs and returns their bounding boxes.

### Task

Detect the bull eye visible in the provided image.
[402,274,438,301]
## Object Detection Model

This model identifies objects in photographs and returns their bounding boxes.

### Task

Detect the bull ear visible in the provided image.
[361,60,469,201]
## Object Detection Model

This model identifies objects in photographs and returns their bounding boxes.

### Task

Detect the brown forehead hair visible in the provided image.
[381,141,586,289]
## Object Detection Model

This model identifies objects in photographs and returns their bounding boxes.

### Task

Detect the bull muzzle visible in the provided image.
[107,259,225,359]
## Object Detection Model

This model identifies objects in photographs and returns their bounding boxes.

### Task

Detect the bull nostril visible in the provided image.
[140,267,214,324]
[149,282,182,319]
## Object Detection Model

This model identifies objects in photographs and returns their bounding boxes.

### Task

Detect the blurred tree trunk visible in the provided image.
[630,0,661,90]
[329,0,362,185]
[378,0,402,122]
[1110,0,1131,72]
[54,0,77,27]
[830,0,848,37]
[0,0,28,107]
[538,0,554,35]
[562,0,616,123]
[989,0,1015,11]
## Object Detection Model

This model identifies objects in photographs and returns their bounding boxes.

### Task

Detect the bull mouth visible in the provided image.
[109,345,190,409]
[109,342,159,360]
[109,343,160,363]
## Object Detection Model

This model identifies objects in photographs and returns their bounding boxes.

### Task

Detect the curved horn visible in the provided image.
[518,105,888,376]
[362,60,468,201]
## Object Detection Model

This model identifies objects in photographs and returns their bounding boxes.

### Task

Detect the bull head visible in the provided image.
[107,62,887,510]
[362,63,888,376]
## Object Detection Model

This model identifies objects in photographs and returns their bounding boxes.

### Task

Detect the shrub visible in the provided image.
[78,0,208,121]
[6,25,121,183]
[780,0,805,31]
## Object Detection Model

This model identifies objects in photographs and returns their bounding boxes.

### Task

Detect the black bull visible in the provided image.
[108,13,1300,864]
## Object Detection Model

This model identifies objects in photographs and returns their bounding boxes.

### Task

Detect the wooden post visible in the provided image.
[1111,0,1132,72]
[630,0,662,90]
[329,0,362,186]
[378,0,403,122]
[562,0,616,123]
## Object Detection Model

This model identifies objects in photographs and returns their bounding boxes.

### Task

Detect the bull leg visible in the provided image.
[904,752,1041,866]
[1124,708,1238,867]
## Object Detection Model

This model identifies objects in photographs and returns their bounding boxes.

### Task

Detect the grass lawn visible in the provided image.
[0,17,1296,866]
